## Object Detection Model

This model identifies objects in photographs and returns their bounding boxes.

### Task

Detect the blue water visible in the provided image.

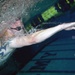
[0,0,75,75]
[17,0,75,75]
[17,7,75,75]
[17,32,75,75]
[29,0,59,17]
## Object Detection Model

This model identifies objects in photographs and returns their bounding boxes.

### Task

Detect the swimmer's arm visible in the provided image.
[9,24,63,48]
[9,22,75,48]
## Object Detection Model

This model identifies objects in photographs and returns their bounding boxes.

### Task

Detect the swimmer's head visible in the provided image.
[0,20,25,45]
[9,20,25,37]
[0,0,40,33]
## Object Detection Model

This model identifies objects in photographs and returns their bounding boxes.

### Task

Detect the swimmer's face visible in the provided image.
[0,20,24,41]
[9,20,25,37]
[2,20,25,41]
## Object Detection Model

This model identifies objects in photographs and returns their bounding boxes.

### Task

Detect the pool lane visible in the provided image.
[17,35,75,75]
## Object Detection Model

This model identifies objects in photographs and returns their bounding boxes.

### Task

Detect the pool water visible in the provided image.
[17,0,75,75]
[0,0,75,75]
[17,30,75,75]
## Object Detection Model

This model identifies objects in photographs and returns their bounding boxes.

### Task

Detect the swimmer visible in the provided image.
[0,19,75,66]
[0,0,75,67]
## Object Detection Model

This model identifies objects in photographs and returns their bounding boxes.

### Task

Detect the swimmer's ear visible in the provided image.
[5,29,14,37]
[0,28,7,38]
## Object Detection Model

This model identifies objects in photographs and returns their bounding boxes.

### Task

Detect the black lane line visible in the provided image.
[48,43,75,46]
[41,49,75,52]
[25,70,75,73]
[32,58,75,61]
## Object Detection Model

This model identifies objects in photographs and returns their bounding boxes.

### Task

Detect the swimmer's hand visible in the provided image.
[64,26,75,30]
